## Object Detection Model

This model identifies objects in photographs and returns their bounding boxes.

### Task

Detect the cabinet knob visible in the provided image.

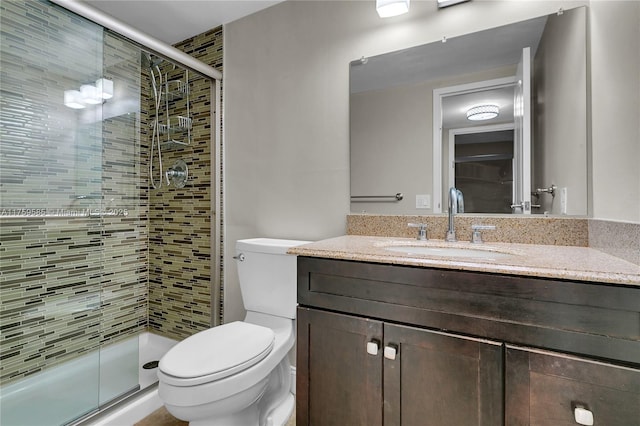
[384,345,398,360]
[573,406,594,426]
[366,340,379,356]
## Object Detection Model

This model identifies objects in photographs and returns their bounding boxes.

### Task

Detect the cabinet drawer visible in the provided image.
[506,345,640,425]
[297,257,640,365]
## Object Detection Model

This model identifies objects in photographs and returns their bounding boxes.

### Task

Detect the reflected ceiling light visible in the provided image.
[438,0,470,8]
[64,90,85,109]
[466,104,499,121]
[376,0,410,18]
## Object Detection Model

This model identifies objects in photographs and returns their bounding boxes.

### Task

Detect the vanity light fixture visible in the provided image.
[437,0,470,8]
[376,0,410,18]
[63,90,86,109]
[96,78,113,100]
[466,104,499,121]
[64,78,114,109]
[80,84,102,105]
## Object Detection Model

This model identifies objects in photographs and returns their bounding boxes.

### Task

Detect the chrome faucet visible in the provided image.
[408,223,428,241]
[445,187,464,242]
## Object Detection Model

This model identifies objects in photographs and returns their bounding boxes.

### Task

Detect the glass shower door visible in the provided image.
[1,2,106,424]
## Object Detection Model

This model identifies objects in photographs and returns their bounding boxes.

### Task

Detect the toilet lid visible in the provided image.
[159,321,275,382]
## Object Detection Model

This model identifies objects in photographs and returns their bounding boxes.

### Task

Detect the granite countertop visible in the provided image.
[289,235,640,286]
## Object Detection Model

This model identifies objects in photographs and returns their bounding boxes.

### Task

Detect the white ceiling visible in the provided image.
[83,0,284,44]
[442,86,515,129]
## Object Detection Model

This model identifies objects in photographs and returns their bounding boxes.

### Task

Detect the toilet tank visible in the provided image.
[235,238,311,319]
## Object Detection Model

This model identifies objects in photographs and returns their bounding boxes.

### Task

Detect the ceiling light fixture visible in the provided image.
[376,0,410,18]
[466,104,499,121]
[437,0,471,8]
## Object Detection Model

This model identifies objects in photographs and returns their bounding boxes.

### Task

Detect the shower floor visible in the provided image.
[0,332,177,426]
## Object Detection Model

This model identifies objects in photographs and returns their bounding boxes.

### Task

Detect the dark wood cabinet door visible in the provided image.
[383,324,503,426]
[297,308,384,426]
[506,345,640,426]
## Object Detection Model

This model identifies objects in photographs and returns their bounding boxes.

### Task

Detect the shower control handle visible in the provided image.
[233,253,245,261]
[165,159,188,188]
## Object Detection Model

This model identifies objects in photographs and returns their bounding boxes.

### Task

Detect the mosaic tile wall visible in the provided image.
[146,26,223,340]
[0,1,222,384]
[0,2,147,384]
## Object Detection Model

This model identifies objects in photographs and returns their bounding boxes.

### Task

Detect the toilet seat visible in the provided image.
[158,321,275,386]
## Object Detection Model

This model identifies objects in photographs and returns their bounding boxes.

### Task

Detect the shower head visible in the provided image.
[141,52,162,70]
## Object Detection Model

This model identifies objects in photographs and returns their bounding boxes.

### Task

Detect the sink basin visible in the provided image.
[384,245,514,260]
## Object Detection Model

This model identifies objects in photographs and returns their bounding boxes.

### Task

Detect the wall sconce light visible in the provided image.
[64,78,114,109]
[438,0,470,8]
[466,104,499,121]
[64,90,86,109]
[376,0,410,18]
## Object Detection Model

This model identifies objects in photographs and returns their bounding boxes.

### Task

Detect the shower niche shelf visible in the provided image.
[151,71,193,150]
[158,116,192,135]
[161,139,190,150]
[158,116,192,150]
[148,56,194,190]
[164,79,190,102]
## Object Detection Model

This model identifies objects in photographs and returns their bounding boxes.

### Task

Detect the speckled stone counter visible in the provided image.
[289,235,640,286]
[347,214,590,246]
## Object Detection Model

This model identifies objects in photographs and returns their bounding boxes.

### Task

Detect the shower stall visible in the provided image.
[0,1,222,424]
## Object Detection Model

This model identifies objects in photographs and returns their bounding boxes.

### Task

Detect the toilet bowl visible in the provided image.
[157,238,310,426]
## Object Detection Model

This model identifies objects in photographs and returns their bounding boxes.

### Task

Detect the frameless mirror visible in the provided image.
[350,7,587,216]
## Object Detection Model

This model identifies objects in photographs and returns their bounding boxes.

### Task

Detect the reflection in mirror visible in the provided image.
[350,6,587,216]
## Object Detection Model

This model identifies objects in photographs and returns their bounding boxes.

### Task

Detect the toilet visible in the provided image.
[157,238,310,426]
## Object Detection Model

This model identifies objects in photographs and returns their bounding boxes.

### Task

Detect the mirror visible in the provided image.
[350,7,587,216]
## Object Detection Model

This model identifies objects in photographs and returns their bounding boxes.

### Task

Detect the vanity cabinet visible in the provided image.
[297,308,503,426]
[296,308,383,425]
[506,346,640,425]
[296,257,640,426]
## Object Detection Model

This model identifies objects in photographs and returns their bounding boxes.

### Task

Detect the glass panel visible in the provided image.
[1,2,213,423]
[0,1,104,424]
[98,30,144,403]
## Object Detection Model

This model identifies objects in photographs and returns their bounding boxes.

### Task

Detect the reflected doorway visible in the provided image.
[449,128,514,213]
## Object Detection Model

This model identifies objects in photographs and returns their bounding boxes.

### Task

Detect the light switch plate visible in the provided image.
[416,194,430,209]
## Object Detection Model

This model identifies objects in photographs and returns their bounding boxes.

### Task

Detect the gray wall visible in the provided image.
[533,7,588,215]
[590,1,640,221]
[223,0,638,322]
[351,81,432,215]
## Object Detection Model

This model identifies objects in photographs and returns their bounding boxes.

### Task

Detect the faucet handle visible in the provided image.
[471,225,496,244]
[408,223,428,241]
